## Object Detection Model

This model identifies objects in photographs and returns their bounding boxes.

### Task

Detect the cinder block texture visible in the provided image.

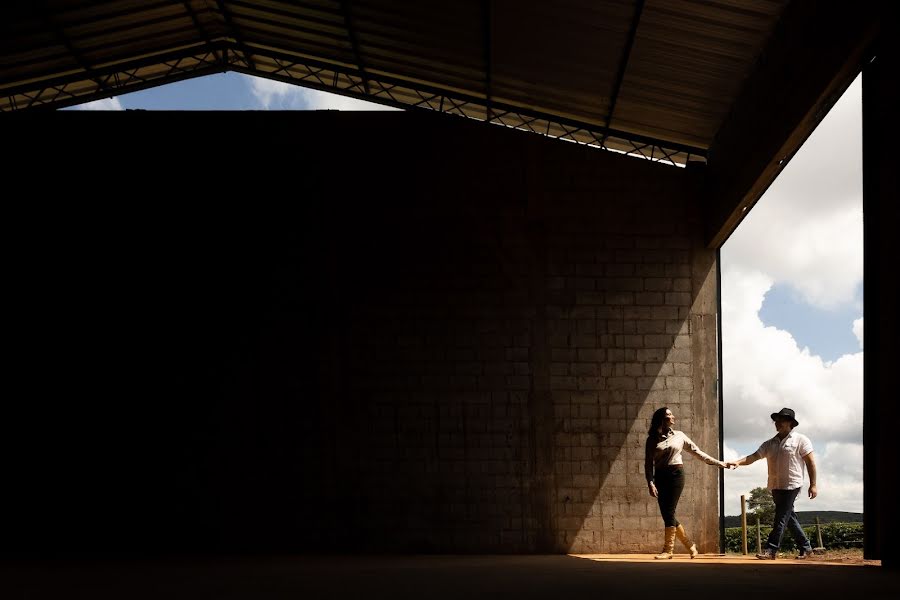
[3,112,719,555]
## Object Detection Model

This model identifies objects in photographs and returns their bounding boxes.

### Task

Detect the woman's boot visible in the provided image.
[654,526,677,559]
[675,523,698,558]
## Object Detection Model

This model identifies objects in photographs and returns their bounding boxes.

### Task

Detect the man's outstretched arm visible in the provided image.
[726,451,761,468]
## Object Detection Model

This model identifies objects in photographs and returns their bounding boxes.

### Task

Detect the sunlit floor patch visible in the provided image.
[569,553,879,566]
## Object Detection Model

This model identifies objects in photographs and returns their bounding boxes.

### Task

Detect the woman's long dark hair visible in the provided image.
[647,407,670,437]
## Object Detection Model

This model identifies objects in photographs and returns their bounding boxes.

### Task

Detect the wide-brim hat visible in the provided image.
[770,407,799,428]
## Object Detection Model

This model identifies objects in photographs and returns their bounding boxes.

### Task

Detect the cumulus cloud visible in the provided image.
[720,262,864,513]
[72,97,124,110]
[723,76,863,311]
[720,75,863,515]
[720,264,863,446]
[244,74,397,111]
[724,204,862,311]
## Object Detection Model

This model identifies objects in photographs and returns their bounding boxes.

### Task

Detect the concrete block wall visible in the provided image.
[306,114,721,553]
[3,111,720,556]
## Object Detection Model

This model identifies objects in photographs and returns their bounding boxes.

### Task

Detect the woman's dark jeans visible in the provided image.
[766,487,812,552]
[655,466,685,527]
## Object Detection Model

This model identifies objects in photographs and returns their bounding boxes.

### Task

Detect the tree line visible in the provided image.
[723,487,862,527]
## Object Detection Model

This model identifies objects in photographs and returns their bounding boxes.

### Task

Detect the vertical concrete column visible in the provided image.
[689,162,721,553]
[689,240,719,552]
[863,27,898,569]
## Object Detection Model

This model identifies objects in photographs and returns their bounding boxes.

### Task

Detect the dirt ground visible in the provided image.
[726,547,878,566]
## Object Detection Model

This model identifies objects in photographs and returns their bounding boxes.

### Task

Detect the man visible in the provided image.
[727,408,818,559]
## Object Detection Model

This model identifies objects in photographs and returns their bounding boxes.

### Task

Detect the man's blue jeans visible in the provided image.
[766,488,812,552]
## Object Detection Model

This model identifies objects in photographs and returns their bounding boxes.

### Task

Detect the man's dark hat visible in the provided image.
[770,407,799,428]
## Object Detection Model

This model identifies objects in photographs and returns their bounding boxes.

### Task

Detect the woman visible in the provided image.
[645,407,728,559]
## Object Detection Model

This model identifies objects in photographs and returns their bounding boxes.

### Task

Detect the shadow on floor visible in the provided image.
[2,554,897,599]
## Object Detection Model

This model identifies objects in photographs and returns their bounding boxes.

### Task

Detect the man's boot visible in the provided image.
[654,526,676,559]
[756,547,777,560]
[675,523,698,558]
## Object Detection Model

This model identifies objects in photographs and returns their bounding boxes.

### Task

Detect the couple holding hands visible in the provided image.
[645,406,817,560]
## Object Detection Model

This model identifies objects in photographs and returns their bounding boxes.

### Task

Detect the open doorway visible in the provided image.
[719,74,864,557]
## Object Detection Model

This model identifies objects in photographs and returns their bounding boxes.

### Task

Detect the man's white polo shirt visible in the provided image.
[756,431,813,491]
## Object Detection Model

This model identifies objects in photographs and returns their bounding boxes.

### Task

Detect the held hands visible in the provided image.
[648,482,658,498]
[725,461,738,469]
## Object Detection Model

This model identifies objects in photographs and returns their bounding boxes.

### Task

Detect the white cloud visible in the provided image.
[244,74,397,111]
[246,76,303,109]
[723,76,863,311]
[300,87,397,111]
[722,442,769,516]
[852,317,863,349]
[72,97,124,110]
[719,266,864,512]
[721,264,863,447]
[725,204,862,310]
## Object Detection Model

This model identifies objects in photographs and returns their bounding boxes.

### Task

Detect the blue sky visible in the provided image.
[68,72,394,111]
[111,73,257,110]
[759,282,862,363]
[70,72,864,516]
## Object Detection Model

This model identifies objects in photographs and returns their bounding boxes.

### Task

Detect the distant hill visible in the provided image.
[723,511,862,528]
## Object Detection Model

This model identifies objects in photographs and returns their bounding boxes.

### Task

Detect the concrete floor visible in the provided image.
[3,554,898,599]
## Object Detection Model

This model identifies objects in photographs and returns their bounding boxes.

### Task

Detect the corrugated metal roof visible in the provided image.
[0,0,790,164]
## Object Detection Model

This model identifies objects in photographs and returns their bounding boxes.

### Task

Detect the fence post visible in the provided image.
[814,516,826,552]
[740,494,748,555]
[756,515,762,554]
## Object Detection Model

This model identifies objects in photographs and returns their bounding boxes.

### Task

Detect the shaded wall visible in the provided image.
[3,111,719,555]
[863,27,899,569]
